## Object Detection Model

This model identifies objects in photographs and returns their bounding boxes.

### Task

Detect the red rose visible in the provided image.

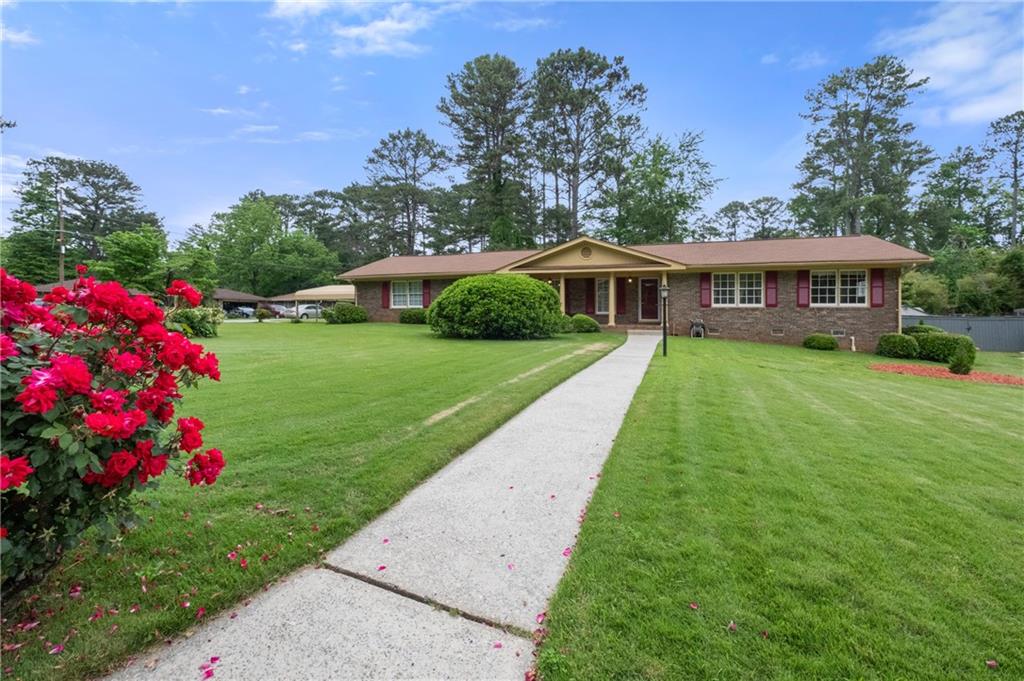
[188,352,221,381]
[134,440,169,483]
[1,455,34,490]
[153,401,175,424]
[123,296,164,325]
[166,280,203,308]
[138,323,169,345]
[110,351,144,376]
[42,286,70,304]
[1,334,20,361]
[89,388,128,413]
[177,416,205,452]
[84,412,121,438]
[89,281,130,312]
[117,409,148,439]
[50,354,93,394]
[15,384,58,414]
[1,527,7,539]
[75,264,88,275]
[106,450,138,479]
[186,448,224,486]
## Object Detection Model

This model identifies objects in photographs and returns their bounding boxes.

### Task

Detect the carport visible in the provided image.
[270,285,356,319]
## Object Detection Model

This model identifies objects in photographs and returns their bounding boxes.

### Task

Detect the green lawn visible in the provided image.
[3,323,622,681]
[540,339,1023,680]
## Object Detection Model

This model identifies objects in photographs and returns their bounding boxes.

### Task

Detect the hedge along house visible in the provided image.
[339,235,931,350]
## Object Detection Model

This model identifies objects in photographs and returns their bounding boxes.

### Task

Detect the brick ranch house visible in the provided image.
[339,235,931,350]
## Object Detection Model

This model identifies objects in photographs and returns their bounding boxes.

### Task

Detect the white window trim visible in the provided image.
[390,279,424,309]
[810,269,868,308]
[711,271,764,308]
[595,278,610,315]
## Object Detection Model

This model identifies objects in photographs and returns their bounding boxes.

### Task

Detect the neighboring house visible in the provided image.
[339,235,931,350]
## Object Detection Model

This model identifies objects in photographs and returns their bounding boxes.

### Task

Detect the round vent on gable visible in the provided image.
[580,245,593,259]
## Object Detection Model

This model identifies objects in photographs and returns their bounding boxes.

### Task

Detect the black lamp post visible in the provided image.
[660,283,670,356]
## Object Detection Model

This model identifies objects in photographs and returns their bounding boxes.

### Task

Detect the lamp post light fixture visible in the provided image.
[659,284,670,356]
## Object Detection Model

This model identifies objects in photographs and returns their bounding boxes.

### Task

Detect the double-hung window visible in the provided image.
[596,278,610,314]
[713,272,763,307]
[391,280,423,309]
[810,270,867,306]
[839,270,867,305]
[712,273,736,306]
[810,271,837,305]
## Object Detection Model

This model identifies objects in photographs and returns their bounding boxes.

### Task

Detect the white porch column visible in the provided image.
[559,274,566,314]
[607,272,617,327]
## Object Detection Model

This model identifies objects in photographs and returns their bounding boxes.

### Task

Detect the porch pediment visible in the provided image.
[500,237,683,273]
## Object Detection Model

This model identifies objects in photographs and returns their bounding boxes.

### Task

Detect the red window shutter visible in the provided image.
[421,280,431,307]
[765,271,778,308]
[796,270,810,308]
[381,281,390,309]
[585,278,595,314]
[870,269,885,307]
[699,273,711,308]
[615,278,626,314]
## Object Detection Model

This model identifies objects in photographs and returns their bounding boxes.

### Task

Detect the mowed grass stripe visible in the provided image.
[4,323,623,681]
[541,338,1023,681]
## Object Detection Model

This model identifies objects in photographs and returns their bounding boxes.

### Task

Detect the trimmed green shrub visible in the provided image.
[558,314,575,334]
[903,322,945,336]
[876,333,919,359]
[323,303,368,324]
[169,306,225,338]
[255,308,272,322]
[399,308,428,324]
[571,313,600,333]
[948,340,976,375]
[428,274,561,339]
[803,333,838,351]
[917,332,971,362]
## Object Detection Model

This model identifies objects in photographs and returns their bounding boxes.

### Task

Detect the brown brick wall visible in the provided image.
[355,279,455,322]
[354,269,900,350]
[665,269,900,350]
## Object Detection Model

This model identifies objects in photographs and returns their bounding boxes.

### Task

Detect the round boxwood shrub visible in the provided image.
[948,340,976,375]
[571,314,600,333]
[803,333,838,351]
[323,303,368,324]
[558,314,575,334]
[917,332,970,362]
[876,333,919,359]
[169,306,225,338]
[903,323,945,336]
[428,274,561,339]
[399,308,428,325]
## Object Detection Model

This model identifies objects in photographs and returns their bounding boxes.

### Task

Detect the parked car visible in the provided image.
[258,304,291,318]
[297,303,324,319]
[227,305,255,319]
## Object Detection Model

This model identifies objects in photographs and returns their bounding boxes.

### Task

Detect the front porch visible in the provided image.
[498,237,683,327]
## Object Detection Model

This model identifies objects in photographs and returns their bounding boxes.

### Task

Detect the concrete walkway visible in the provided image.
[112,332,661,681]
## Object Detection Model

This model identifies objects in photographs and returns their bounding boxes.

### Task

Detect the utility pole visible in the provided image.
[56,181,66,282]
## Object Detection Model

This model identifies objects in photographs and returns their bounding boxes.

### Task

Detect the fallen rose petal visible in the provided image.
[382,538,390,544]
[613,511,621,518]
[561,547,572,557]
[260,553,270,562]
[239,558,248,570]
[68,584,83,599]
[49,644,64,655]
[195,607,206,620]
[507,563,515,571]
[377,565,387,572]
[202,669,214,679]
[210,656,220,664]
[986,660,999,669]
[493,641,503,649]
[689,602,699,610]
[2,643,24,652]
[535,612,546,624]
[229,612,238,619]
[110,623,120,634]
[130,604,141,613]
[549,494,556,500]
[254,503,264,510]
[760,630,769,639]
[21,620,40,631]
[181,601,190,608]
[727,621,737,632]
[227,551,237,561]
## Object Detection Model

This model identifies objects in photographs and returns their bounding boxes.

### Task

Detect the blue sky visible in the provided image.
[2,1,1021,243]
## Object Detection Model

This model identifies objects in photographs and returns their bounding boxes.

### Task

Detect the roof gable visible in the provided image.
[500,237,682,272]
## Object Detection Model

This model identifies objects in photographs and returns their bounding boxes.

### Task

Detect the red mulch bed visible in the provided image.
[869,363,1024,386]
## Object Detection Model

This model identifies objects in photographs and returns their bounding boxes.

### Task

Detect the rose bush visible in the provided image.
[0,267,225,599]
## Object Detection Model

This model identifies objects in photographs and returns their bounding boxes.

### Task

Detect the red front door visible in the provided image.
[640,278,659,321]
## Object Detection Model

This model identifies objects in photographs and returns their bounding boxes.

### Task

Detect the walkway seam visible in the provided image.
[320,562,534,641]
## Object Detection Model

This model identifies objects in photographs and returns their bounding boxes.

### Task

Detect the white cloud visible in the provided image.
[237,124,280,134]
[876,3,1024,125]
[330,2,464,58]
[237,84,256,95]
[760,53,779,65]
[492,17,553,32]
[789,50,828,70]
[199,107,254,117]
[0,23,38,46]
[330,75,347,92]
[1,153,29,203]
[296,130,331,141]
[286,40,308,53]
[268,0,335,20]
